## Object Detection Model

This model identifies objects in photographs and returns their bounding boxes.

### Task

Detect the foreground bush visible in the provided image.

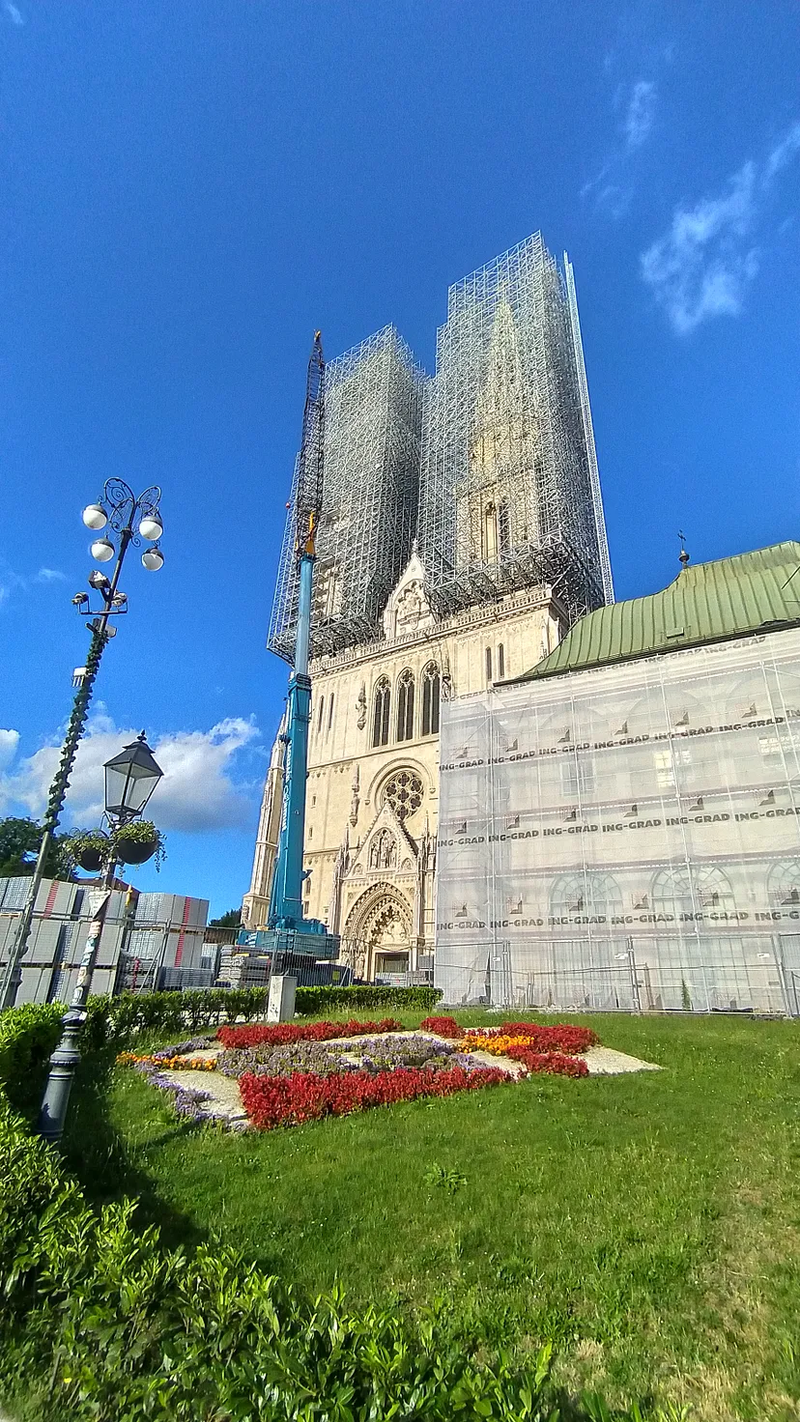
[1,1099,565,1421]
[0,1001,624,1421]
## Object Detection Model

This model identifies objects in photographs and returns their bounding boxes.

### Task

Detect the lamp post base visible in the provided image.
[37,1007,86,1145]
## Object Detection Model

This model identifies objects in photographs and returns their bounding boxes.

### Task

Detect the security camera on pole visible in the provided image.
[0,480,165,1011]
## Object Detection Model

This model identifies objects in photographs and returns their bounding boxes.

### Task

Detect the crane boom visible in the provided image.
[266,335,338,963]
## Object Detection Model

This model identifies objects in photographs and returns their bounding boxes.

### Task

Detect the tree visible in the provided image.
[0,817,79,881]
[209,907,242,929]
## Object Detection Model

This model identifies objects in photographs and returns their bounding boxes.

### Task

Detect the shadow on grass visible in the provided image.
[57,1047,207,1255]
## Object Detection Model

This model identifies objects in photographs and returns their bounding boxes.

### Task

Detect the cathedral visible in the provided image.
[243,232,612,982]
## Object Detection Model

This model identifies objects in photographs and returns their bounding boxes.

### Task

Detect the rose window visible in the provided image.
[382,769,423,821]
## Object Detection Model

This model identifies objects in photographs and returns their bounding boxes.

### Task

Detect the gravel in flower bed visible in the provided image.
[217,1033,479,1081]
[218,1039,358,1080]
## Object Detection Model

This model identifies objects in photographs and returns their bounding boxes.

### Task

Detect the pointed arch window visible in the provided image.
[483,504,498,562]
[369,828,397,870]
[396,669,415,741]
[422,663,440,737]
[498,500,511,553]
[372,678,391,748]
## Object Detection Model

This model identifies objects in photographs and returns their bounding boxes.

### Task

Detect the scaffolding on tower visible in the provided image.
[268,324,427,662]
[416,232,614,626]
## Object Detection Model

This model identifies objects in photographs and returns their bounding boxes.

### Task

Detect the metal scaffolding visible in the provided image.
[269,325,427,661]
[417,232,613,625]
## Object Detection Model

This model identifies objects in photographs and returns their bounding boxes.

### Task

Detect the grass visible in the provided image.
[62,1011,800,1421]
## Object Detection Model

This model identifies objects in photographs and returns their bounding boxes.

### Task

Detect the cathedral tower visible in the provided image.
[244,235,613,979]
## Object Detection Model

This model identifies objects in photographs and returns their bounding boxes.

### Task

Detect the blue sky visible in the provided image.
[1,1,799,917]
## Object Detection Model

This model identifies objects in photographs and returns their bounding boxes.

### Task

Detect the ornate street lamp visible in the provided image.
[0,480,164,1011]
[37,736,163,1146]
[104,733,163,822]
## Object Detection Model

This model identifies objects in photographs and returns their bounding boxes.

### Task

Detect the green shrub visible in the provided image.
[0,1002,63,1108]
[77,985,441,1051]
[295,983,442,1015]
[80,986,270,1050]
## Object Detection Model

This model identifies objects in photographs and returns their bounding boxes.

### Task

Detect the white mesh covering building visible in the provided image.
[435,543,800,1014]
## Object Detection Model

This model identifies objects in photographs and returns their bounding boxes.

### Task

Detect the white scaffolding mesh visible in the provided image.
[417,232,612,624]
[269,325,427,661]
[435,628,800,1015]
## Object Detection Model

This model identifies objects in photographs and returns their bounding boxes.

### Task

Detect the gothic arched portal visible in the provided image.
[342,884,414,981]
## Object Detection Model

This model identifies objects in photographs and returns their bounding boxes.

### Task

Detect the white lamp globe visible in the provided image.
[138,513,163,541]
[142,546,164,572]
[90,538,115,562]
[82,504,107,531]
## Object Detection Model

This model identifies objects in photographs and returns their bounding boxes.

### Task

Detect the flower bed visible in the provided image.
[218,1033,481,1081]
[462,1023,598,1056]
[216,1017,403,1050]
[505,1046,589,1078]
[419,1014,462,1038]
[240,1063,511,1131]
[117,1015,597,1132]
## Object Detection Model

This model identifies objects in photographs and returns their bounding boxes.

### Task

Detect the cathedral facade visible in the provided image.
[243,233,612,981]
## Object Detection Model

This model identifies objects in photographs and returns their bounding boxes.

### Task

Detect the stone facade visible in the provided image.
[243,553,564,979]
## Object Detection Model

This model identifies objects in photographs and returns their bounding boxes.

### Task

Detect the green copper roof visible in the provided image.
[511,541,800,683]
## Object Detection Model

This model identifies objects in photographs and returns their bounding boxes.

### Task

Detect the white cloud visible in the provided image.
[641,122,800,334]
[36,568,67,583]
[641,163,758,334]
[583,77,658,217]
[765,122,800,181]
[0,714,261,833]
[4,2,24,24]
[624,80,657,149]
[0,731,20,774]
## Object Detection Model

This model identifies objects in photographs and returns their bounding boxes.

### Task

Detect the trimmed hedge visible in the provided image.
[295,983,441,1015]
[0,1002,584,1422]
[74,984,441,1053]
[0,1001,64,1108]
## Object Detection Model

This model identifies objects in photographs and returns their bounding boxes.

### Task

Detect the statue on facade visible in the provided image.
[355,683,367,730]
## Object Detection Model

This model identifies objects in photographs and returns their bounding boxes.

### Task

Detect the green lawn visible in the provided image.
[63,1013,800,1421]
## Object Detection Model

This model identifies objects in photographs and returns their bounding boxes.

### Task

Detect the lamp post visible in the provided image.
[37,734,163,1145]
[0,480,164,1011]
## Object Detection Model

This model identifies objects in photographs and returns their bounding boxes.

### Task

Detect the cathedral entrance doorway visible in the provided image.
[342,884,414,981]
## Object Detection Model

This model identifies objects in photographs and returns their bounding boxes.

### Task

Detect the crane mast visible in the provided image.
[266,335,339,961]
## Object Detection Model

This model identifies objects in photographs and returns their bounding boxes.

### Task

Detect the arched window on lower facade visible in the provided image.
[422,663,440,736]
[396,670,415,742]
[372,678,391,747]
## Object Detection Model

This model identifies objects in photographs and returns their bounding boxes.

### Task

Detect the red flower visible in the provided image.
[419,1015,462,1038]
[239,1063,511,1130]
[475,1022,598,1055]
[217,1018,403,1050]
[506,1046,589,1077]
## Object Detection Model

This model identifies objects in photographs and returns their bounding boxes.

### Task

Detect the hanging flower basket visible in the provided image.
[77,845,105,872]
[116,836,157,865]
[111,820,166,871]
[68,831,110,874]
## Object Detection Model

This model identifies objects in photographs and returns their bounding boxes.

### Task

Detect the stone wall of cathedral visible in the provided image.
[244,562,564,981]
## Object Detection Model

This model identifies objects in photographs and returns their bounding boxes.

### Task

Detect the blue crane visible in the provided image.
[266,334,339,961]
